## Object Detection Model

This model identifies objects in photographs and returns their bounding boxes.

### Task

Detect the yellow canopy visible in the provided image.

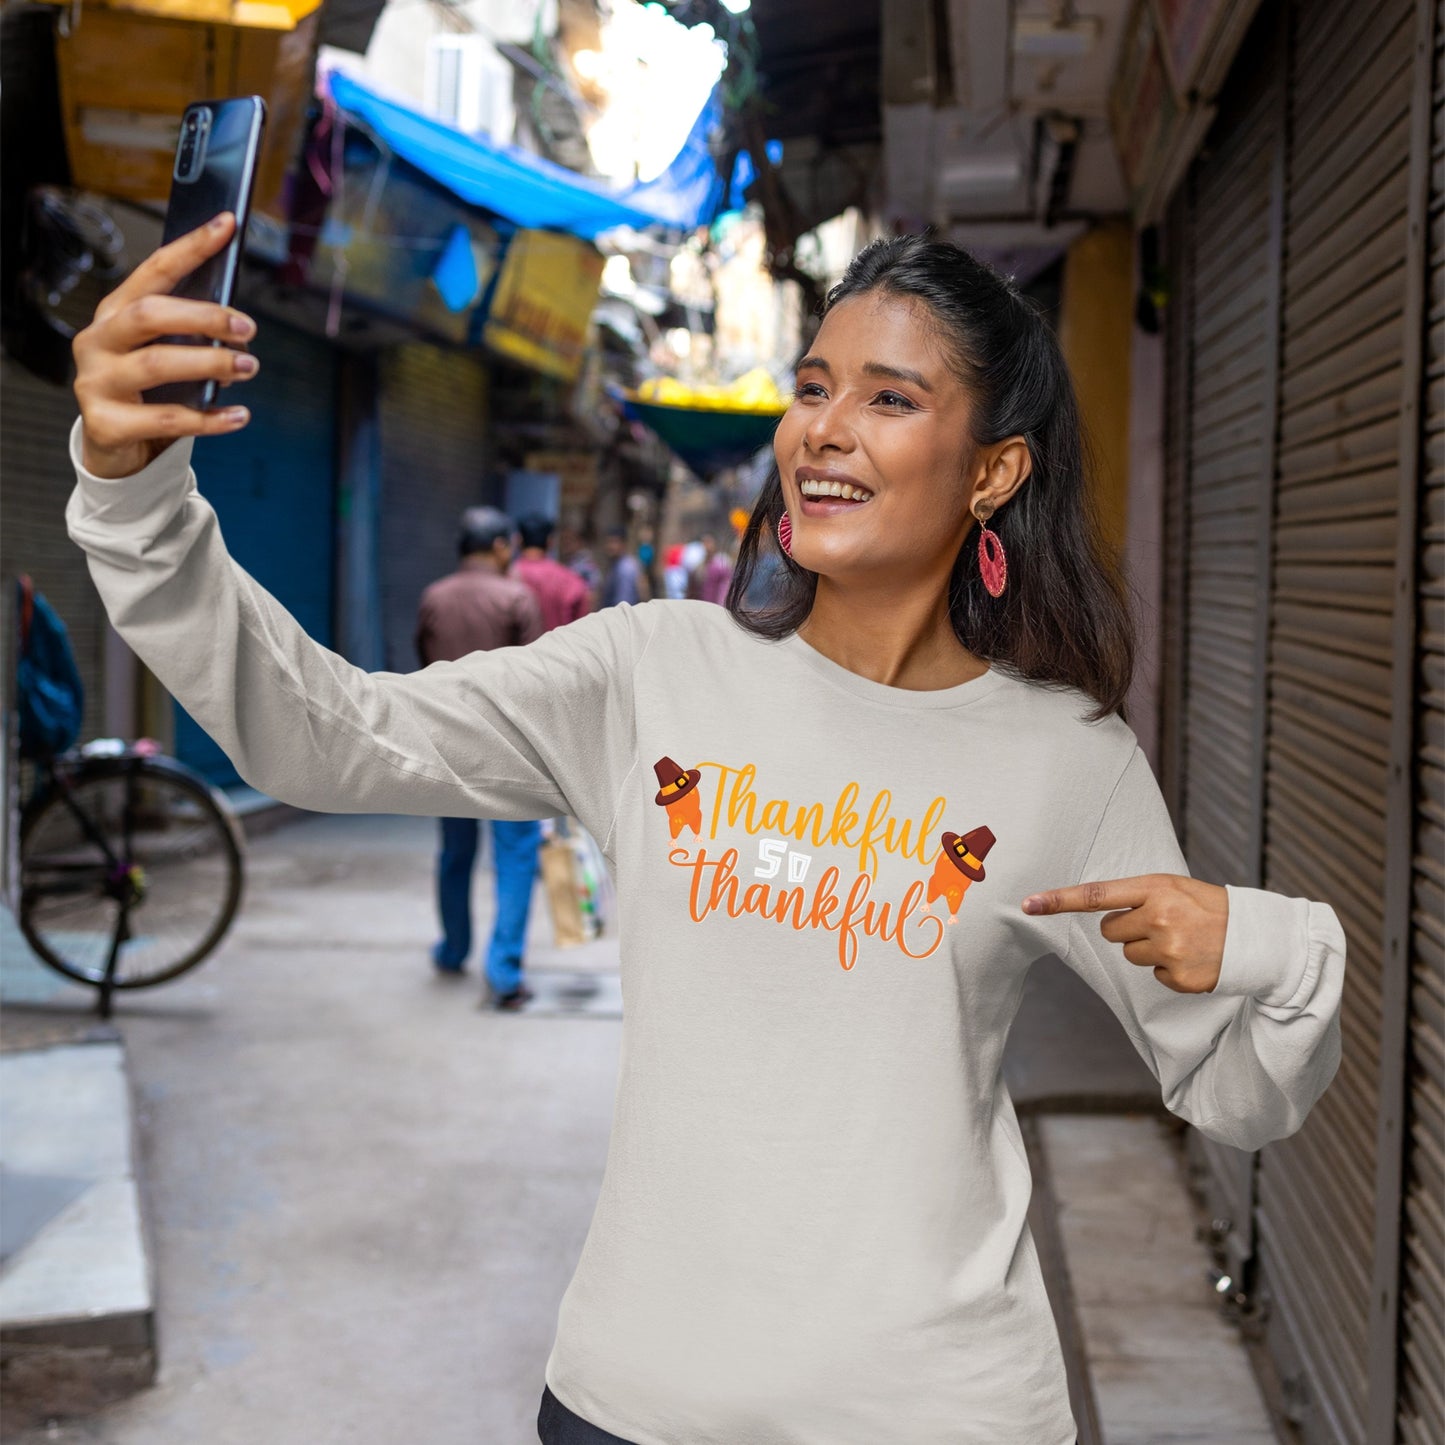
[38,0,322,30]
[631,367,788,416]
[48,0,322,210]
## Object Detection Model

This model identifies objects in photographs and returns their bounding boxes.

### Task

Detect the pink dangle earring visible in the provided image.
[975,503,1008,597]
[777,510,794,558]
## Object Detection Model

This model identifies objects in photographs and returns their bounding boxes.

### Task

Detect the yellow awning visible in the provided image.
[631,367,788,417]
[37,0,321,31]
[49,0,323,210]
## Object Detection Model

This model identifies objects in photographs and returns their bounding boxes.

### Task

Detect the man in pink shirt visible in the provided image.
[513,514,593,630]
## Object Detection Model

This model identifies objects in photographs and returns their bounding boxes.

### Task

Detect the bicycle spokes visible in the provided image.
[19,761,242,990]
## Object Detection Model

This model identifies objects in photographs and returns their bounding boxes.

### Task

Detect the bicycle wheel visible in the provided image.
[19,755,245,988]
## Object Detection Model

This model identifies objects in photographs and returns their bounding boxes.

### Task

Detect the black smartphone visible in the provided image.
[144,96,266,410]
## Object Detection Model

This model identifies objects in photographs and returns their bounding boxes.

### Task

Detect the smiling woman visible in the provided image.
[731,233,1134,722]
[64,218,1345,1445]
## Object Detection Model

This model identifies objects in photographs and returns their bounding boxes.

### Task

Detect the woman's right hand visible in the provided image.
[73,212,259,479]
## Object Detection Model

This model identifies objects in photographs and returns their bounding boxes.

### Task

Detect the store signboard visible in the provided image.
[525,450,600,509]
[484,230,605,383]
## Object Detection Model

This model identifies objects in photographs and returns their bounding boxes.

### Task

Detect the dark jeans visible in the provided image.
[537,1385,1080,1444]
[538,1385,637,1444]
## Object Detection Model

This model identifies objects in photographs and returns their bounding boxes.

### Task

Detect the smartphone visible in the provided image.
[144,96,266,410]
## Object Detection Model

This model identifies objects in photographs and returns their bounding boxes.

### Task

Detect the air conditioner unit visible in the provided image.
[424,35,514,142]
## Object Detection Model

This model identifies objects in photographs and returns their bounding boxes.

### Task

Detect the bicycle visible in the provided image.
[12,578,245,1017]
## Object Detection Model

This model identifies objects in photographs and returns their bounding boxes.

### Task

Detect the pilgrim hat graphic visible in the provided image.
[653,756,701,805]
[653,756,704,838]
[927,824,997,922]
[940,826,995,882]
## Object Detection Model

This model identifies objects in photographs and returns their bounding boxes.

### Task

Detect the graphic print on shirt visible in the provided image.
[927,826,997,923]
[650,756,997,969]
[653,755,703,838]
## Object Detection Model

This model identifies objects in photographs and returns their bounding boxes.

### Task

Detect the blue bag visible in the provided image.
[17,579,84,759]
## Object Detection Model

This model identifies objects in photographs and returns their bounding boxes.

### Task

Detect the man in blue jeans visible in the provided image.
[416,507,544,1009]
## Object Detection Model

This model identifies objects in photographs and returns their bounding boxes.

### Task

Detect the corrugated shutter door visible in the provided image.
[1173,41,1282,1282]
[0,358,108,743]
[1254,0,1416,1439]
[376,344,490,673]
[174,321,338,785]
[1398,4,1445,1441]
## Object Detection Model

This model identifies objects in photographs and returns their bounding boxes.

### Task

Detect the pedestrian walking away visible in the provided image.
[600,527,646,608]
[67,216,1347,1445]
[415,505,544,1008]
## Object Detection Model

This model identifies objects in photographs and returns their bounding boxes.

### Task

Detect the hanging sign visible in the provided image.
[483,230,605,383]
[525,450,600,508]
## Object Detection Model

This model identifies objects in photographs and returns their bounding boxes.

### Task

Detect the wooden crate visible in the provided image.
[47,0,320,215]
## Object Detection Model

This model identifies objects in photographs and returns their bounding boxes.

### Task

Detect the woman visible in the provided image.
[69,219,1345,1445]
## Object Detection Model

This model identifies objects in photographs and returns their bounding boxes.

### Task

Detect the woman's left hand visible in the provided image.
[1020,875,1229,994]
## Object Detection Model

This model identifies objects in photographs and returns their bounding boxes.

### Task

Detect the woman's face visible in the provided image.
[773,291,978,584]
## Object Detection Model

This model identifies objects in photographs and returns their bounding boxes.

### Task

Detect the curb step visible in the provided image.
[0,1041,154,1428]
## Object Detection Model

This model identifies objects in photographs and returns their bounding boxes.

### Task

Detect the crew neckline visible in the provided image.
[779,629,1011,711]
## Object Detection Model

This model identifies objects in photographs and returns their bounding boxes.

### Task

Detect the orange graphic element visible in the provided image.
[926,826,997,923]
[652,756,978,968]
[697,763,947,880]
[667,847,946,967]
[653,756,703,838]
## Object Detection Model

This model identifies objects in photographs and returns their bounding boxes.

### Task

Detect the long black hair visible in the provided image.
[726,234,1135,723]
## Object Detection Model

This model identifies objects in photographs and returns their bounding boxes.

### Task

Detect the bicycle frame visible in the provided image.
[23,752,144,1017]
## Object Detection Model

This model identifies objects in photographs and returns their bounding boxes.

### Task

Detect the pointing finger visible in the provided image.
[1022,877,1155,916]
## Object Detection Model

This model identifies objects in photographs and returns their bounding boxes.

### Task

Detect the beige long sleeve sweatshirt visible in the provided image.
[67,424,1345,1444]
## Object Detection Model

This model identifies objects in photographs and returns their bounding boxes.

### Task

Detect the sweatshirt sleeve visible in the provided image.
[1060,744,1346,1152]
[65,423,644,849]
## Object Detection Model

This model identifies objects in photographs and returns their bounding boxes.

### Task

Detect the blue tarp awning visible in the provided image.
[325,69,725,239]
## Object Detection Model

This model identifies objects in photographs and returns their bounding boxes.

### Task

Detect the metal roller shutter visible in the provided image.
[1253,0,1417,1439]
[376,343,491,673]
[0,358,108,743]
[1171,31,1285,1285]
[174,321,338,785]
[1160,201,1191,834]
[1398,4,1444,1441]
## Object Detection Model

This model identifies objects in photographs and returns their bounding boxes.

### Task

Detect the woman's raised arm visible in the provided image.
[67,218,643,846]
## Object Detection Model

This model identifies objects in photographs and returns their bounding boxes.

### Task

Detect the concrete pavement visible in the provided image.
[0,1040,155,1420]
[3,810,1283,1444]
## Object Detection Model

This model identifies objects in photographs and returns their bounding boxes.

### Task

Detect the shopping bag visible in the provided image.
[568,828,605,939]
[540,834,587,948]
